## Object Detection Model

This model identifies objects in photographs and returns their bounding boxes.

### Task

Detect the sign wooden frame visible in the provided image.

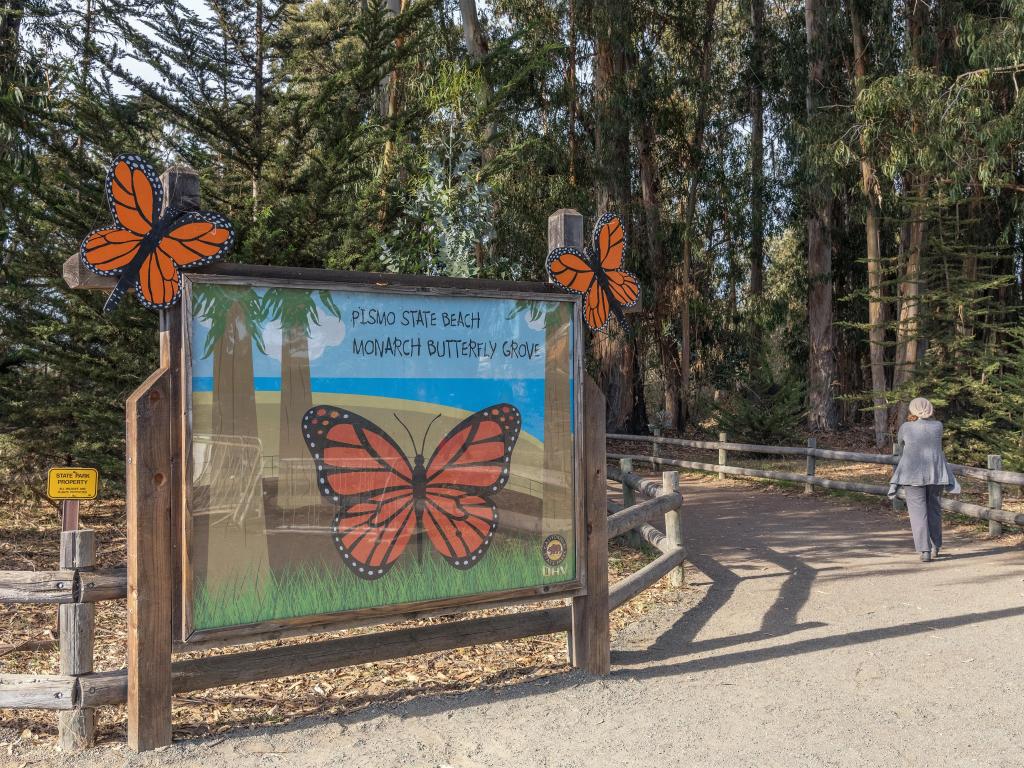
[175,271,587,646]
[65,166,609,751]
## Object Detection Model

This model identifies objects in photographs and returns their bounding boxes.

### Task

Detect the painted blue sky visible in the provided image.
[190,286,573,439]
[191,288,558,381]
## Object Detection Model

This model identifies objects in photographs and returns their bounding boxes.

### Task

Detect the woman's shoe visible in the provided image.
[931,545,940,559]
[920,551,931,562]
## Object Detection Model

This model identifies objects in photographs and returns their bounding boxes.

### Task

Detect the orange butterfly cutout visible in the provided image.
[546,213,640,331]
[80,154,234,312]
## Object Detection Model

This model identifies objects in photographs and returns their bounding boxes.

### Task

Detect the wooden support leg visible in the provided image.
[570,377,609,675]
[805,438,816,495]
[620,458,642,548]
[58,529,95,751]
[126,368,174,752]
[661,471,684,587]
[988,455,1003,538]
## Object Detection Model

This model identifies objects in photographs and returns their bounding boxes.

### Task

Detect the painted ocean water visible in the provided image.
[191,377,573,440]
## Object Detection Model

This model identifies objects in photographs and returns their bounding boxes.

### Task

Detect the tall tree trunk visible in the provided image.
[0,0,24,81]
[893,0,931,406]
[459,0,493,146]
[252,0,264,212]
[639,111,677,429]
[676,0,720,427]
[748,0,765,298]
[804,0,839,431]
[459,0,496,271]
[379,0,406,190]
[592,0,639,432]
[567,0,577,186]
[74,0,92,163]
[850,0,888,447]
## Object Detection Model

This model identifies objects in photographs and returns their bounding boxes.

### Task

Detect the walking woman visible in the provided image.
[888,397,960,562]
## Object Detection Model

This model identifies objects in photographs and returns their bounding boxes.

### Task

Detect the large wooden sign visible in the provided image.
[178,274,584,643]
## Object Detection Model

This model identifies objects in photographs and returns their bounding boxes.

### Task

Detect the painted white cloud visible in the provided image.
[261,314,346,362]
[527,312,547,332]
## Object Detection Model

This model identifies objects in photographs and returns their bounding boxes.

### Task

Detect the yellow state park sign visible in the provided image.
[46,467,99,500]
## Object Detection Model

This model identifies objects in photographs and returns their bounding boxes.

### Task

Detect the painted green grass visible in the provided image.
[194,536,576,631]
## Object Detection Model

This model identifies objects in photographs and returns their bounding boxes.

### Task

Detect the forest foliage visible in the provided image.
[2,0,1024,495]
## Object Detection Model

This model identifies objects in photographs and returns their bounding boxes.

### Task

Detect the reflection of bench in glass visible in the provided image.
[263,457,334,530]
[191,434,264,527]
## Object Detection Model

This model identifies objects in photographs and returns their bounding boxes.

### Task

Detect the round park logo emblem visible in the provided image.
[541,534,568,567]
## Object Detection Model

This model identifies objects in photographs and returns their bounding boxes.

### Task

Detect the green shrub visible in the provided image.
[714,373,806,445]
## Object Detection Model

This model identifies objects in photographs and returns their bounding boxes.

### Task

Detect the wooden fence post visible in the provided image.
[620,458,642,548]
[891,442,904,512]
[60,500,80,532]
[805,437,816,495]
[571,376,610,675]
[126,368,174,752]
[619,458,635,508]
[662,471,684,587]
[988,455,1003,538]
[718,432,727,480]
[57,529,95,751]
[547,208,585,255]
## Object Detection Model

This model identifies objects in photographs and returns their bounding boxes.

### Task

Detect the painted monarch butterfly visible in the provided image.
[303,404,522,580]
[79,154,235,312]
[546,212,640,332]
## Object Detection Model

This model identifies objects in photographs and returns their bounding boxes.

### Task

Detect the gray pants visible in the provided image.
[903,485,943,552]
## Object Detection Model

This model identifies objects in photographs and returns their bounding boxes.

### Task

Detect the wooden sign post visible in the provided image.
[46,469,100,750]
[126,368,173,751]
[123,167,198,751]
[548,208,610,674]
[62,168,197,752]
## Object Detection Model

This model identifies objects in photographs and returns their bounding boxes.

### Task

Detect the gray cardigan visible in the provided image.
[888,419,958,496]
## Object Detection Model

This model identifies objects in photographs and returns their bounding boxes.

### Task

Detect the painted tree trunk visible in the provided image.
[541,303,574,560]
[205,300,269,596]
[276,320,323,516]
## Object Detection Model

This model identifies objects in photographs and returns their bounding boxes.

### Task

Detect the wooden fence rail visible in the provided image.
[0,457,687,748]
[608,431,1024,529]
[608,432,1024,487]
[606,465,686,608]
[0,568,127,604]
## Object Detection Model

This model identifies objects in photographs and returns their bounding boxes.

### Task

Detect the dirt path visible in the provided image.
[14,477,1024,768]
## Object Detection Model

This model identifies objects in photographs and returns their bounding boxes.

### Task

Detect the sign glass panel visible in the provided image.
[184,279,579,636]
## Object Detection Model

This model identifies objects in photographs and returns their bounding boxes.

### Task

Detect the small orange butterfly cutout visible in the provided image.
[80,154,235,312]
[546,213,640,331]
